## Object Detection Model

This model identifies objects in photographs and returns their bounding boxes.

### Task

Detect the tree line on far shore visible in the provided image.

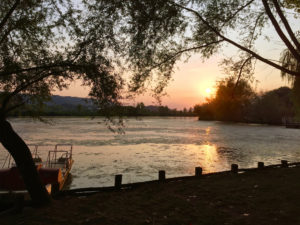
[194,77,298,125]
[11,81,299,123]
[10,96,195,117]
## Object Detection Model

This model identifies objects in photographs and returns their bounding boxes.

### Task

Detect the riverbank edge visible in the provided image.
[2,161,300,225]
[60,160,297,196]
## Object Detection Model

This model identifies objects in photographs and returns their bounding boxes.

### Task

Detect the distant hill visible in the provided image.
[12,95,194,117]
[39,95,96,116]
[46,95,94,109]
[47,96,170,112]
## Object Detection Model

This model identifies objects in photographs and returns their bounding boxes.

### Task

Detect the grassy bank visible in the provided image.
[2,166,300,225]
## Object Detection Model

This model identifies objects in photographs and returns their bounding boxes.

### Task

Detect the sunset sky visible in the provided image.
[55,16,299,110]
[56,56,289,110]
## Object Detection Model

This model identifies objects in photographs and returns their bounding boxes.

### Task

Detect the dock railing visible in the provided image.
[46,144,73,168]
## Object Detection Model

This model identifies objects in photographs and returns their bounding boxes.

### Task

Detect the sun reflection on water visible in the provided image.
[200,144,219,173]
[186,144,221,174]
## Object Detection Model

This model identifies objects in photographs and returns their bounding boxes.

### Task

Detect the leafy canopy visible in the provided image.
[1,0,300,118]
[209,77,255,121]
[0,0,123,119]
[284,0,300,12]
[99,0,300,95]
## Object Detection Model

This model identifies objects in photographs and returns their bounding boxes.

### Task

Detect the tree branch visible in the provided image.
[221,0,255,28]
[149,40,224,71]
[0,62,87,77]
[1,70,46,110]
[235,56,254,88]
[0,61,93,110]
[271,0,300,52]
[4,101,25,115]
[170,1,300,77]
[247,12,265,49]
[0,28,12,46]
[261,0,300,62]
[0,0,20,32]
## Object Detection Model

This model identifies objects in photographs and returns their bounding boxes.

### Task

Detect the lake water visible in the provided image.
[0,117,300,189]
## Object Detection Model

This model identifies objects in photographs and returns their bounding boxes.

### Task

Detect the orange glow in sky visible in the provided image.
[53,13,300,110]
[54,23,299,110]
[54,53,288,110]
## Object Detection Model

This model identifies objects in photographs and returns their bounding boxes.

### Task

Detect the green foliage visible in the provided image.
[122,0,260,94]
[100,103,195,117]
[99,0,300,97]
[291,78,300,118]
[1,0,299,119]
[0,0,123,120]
[11,96,195,117]
[194,103,214,120]
[280,35,300,117]
[249,87,294,124]
[284,0,300,13]
[209,77,255,122]
[194,84,296,124]
[1,0,299,120]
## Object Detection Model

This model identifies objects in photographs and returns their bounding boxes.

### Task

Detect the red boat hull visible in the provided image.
[0,167,62,191]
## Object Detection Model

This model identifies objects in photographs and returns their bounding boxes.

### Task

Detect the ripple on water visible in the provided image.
[0,117,299,188]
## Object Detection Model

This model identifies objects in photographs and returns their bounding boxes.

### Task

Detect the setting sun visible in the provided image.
[205,88,212,94]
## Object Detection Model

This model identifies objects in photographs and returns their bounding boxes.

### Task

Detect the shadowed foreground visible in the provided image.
[2,166,300,225]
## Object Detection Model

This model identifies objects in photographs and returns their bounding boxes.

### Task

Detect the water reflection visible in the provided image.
[200,144,219,173]
[0,117,300,188]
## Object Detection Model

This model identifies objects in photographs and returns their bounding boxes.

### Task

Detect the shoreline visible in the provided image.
[2,163,300,225]
[61,160,296,196]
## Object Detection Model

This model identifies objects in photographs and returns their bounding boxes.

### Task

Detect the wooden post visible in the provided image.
[14,195,24,213]
[115,174,122,189]
[258,162,264,169]
[195,167,202,177]
[231,164,238,173]
[281,160,288,168]
[159,170,165,181]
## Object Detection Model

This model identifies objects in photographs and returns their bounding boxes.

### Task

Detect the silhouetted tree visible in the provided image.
[195,85,295,124]
[136,102,146,115]
[280,35,300,118]
[102,0,300,97]
[249,87,294,124]
[194,103,214,120]
[0,0,123,205]
[211,77,255,121]
[2,0,300,206]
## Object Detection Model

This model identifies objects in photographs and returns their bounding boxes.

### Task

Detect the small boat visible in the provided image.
[0,144,74,195]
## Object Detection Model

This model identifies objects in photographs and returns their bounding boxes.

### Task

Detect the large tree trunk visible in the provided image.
[0,119,50,206]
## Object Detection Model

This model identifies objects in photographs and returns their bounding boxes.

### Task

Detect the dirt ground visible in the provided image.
[1,166,300,225]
